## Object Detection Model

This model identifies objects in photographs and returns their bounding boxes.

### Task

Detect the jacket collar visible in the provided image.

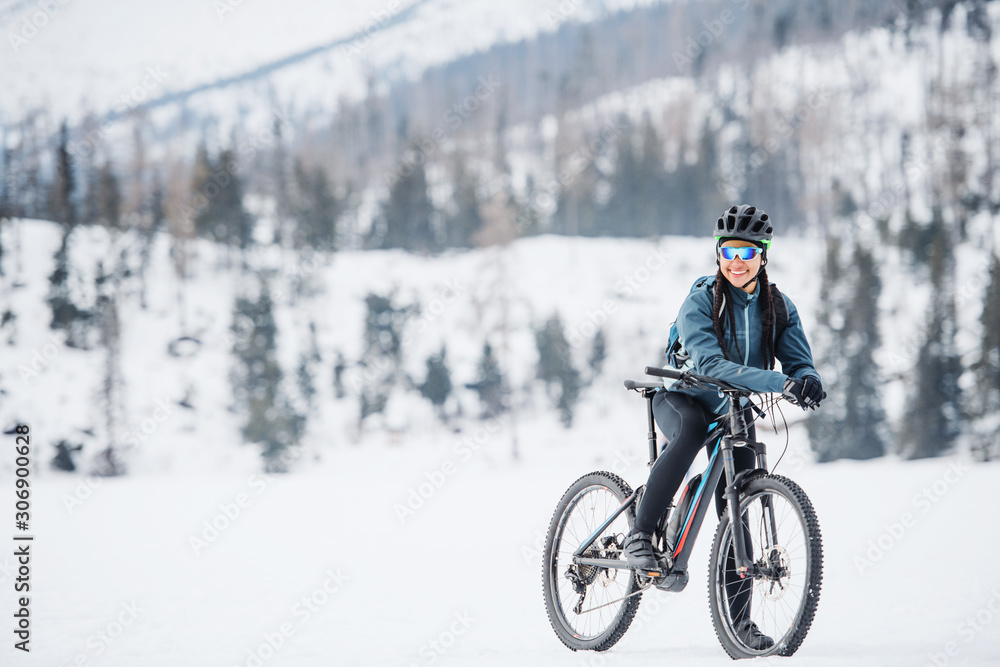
[727,279,761,307]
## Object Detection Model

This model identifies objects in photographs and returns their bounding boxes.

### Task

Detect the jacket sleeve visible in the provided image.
[774,293,821,382]
[677,289,787,393]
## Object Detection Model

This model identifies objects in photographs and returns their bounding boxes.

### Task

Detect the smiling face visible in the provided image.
[718,239,764,293]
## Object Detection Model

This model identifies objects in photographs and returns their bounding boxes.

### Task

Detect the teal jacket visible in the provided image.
[667,275,821,415]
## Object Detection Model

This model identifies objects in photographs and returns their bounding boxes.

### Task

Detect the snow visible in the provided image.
[0,0,670,127]
[1,218,999,665]
[2,427,998,666]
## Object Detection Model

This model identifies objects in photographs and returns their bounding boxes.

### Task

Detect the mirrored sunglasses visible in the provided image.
[718,246,762,261]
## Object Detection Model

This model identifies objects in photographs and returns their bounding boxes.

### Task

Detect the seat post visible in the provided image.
[644,389,658,466]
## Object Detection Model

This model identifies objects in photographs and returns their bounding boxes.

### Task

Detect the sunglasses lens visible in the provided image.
[720,247,760,261]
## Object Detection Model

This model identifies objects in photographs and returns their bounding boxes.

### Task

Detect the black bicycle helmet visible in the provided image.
[714,204,773,249]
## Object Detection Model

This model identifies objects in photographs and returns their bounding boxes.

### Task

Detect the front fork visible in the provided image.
[720,435,778,579]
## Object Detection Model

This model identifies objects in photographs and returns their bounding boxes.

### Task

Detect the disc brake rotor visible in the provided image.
[759,545,791,601]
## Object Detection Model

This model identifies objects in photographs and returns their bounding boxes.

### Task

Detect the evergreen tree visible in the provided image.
[138,181,166,309]
[446,158,484,248]
[535,313,582,427]
[230,280,304,471]
[970,253,1000,461]
[272,118,292,246]
[297,354,316,412]
[1,147,18,222]
[297,322,321,413]
[588,327,607,382]
[49,120,76,228]
[333,351,347,400]
[47,229,93,349]
[293,160,339,251]
[551,152,601,236]
[602,117,673,237]
[96,161,122,229]
[466,342,505,418]
[193,146,253,248]
[358,292,415,423]
[512,175,542,237]
[92,262,125,476]
[417,344,453,420]
[899,221,963,459]
[807,242,889,461]
[372,157,435,252]
[51,441,83,472]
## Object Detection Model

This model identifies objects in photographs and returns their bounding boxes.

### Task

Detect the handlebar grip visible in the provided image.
[644,366,683,380]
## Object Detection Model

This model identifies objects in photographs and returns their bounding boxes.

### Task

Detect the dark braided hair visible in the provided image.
[711,267,776,370]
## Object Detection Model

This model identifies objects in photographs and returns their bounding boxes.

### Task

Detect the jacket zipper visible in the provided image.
[742,299,750,365]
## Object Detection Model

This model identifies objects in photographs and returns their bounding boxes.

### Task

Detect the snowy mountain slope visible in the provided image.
[0,0,668,125]
[2,212,995,477]
[0,216,833,478]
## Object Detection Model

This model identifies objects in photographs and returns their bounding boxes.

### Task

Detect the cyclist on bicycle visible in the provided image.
[624,204,824,649]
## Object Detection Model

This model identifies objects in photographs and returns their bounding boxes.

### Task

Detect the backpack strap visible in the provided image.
[770,283,789,341]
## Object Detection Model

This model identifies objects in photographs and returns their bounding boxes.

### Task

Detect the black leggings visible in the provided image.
[634,390,756,620]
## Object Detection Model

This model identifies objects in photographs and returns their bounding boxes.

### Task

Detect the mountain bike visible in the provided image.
[541,366,823,659]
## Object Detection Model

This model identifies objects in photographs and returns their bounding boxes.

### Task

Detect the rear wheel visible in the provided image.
[542,471,642,651]
[708,474,823,659]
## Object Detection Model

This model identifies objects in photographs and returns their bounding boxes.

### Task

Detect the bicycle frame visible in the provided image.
[571,384,776,586]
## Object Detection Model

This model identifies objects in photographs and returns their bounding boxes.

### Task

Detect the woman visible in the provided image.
[624,204,824,649]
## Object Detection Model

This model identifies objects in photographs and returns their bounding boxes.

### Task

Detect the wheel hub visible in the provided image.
[758,545,791,601]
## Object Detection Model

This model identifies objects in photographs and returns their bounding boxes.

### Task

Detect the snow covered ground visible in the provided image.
[1,219,999,666]
[1,422,998,666]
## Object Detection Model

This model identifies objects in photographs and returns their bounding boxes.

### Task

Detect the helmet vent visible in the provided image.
[712,204,773,245]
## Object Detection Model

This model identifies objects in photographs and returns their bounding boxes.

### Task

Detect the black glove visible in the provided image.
[783,377,825,410]
[801,376,825,408]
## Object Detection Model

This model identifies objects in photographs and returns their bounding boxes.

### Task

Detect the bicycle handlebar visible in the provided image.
[643,366,683,380]
[643,366,753,395]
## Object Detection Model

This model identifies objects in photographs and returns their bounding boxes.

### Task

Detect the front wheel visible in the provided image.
[542,471,642,651]
[708,474,823,659]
